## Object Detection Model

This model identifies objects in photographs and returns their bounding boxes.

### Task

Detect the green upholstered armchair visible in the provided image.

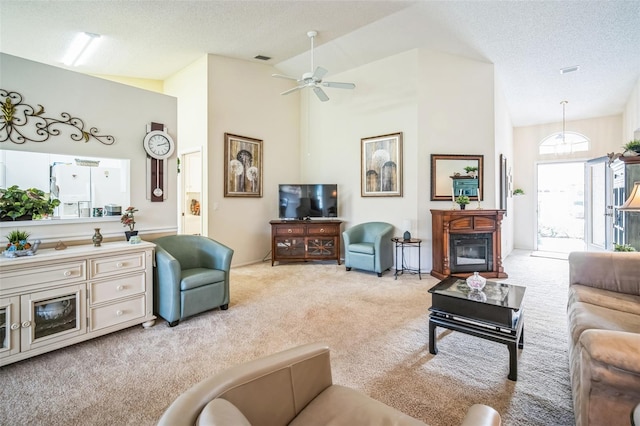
[154,235,233,327]
[342,222,394,277]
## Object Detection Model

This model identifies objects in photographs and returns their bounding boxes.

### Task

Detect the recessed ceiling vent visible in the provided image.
[254,55,271,61]
[560,65,580,74]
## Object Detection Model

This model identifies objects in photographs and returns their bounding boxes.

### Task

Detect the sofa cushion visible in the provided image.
[289,384,427,426]
[196,399,251,426]
[181,268,225,291]
[569,284,640,316]
[567,300,640,345]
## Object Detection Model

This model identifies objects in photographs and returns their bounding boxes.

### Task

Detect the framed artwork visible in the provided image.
[500,154,508,213]
[361,132,403,197]
[224,133,263,197]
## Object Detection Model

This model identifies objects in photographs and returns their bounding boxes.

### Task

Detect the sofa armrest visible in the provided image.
[158,342,332,426]
[461,404,502,426]
[580,329,640,376]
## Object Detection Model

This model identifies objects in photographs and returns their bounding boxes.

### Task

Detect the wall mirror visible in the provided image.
[0,149,130,220]
[430,154,484,201]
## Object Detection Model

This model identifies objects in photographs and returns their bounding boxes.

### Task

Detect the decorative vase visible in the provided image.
[92,228,103,247]
[125,230,138,241]
[403,230,412,241]
[459,204,466,210]
[466,271,487,291]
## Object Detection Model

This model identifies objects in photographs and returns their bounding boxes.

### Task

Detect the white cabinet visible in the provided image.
[0,241,155,366]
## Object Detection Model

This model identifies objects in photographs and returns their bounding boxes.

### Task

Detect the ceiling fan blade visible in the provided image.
[272,73,299,81]
[313,86,329,102]
[312,66,328,80]
[281,86,305,96]
[322,81,356,90]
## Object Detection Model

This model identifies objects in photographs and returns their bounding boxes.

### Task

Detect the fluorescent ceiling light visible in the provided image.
[62,32,101,66]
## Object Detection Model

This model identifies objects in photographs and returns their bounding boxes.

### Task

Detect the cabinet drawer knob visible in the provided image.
[63,270,72,277]
[11,323,20,330]
[116,262,124,268]
[319,228,325,232]
[21,321,31,328]
[287,229,292,233]
[116,310,124,316]
[116,285,124,291]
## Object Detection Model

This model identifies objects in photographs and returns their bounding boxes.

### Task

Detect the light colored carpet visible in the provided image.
[0,249,574,425]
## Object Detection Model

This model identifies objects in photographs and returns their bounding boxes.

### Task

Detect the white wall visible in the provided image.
[513,114,623,249]
[0,53,178,243]
[164,56,210,234]
[205,55,300,265]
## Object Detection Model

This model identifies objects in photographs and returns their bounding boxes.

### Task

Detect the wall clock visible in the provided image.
[144,122,174,202]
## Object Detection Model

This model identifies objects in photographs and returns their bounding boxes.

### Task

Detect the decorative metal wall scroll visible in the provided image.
[0,89,115,145]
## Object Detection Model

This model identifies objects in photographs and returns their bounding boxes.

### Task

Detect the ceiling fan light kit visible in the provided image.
[272,30,355,102]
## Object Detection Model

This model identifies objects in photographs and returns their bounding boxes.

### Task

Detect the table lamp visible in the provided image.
[619,182,640,211]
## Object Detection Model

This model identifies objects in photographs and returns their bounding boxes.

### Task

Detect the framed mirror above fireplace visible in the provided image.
[430,154,484,201]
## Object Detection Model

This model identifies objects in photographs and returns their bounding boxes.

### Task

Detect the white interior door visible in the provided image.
[585,156,612,251]
[180,150,202,235]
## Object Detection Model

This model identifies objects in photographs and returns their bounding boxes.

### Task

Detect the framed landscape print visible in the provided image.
[361,132,403,197]
[224,133,263,197]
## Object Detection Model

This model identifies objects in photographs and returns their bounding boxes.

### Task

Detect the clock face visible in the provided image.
[143,130,175,159]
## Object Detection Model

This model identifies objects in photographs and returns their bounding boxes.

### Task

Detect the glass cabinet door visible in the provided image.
[20,284,86,352]
[0,296,20,359]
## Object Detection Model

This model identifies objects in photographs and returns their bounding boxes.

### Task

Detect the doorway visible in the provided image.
[537,162,586,254]
[180,150,203,235]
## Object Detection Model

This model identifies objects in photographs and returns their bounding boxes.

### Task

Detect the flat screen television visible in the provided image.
[278,184,338,220]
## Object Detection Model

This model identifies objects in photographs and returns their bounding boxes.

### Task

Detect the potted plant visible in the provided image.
[463,166,479,178]
[3,229,41,257]
[120,206,139,241]
[455,195,470,209]
[623,140,640,154]
[613,243,636,252]
[0,185,61,221]
[513,188,525,196]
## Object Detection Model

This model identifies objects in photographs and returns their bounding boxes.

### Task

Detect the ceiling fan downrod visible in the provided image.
[308,30,317,74]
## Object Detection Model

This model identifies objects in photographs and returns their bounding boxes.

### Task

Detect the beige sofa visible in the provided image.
[567,251,640,426]
[158,342,501,426]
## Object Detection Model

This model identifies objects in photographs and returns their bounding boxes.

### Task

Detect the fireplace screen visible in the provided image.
[450,233,493,273]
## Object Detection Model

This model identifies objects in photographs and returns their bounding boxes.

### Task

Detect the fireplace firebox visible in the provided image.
[450,233,493,273]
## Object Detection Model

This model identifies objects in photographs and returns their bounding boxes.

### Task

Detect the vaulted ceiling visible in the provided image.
[1,1,639,127]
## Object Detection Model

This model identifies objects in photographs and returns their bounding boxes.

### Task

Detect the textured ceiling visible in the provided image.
[1,1,639,127]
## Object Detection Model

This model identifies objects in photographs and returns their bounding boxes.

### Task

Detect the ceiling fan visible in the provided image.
[272,30,355,102]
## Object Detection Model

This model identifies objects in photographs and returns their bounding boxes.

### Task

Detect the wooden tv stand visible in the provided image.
[270,220,342,265]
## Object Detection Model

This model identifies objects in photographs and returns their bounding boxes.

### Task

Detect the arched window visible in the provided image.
[539,131,589,155]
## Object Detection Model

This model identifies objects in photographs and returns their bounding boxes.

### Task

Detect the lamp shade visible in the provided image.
[619,182,640,211]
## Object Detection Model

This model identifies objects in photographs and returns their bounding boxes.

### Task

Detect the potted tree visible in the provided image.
[455,195,470,210]
[0,185,60,221]
[120,206,139,241]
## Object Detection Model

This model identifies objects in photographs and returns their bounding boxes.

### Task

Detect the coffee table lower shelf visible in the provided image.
[428,309,525,381]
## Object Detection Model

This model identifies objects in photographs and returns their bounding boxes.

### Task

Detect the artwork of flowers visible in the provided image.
[224,133,263,197]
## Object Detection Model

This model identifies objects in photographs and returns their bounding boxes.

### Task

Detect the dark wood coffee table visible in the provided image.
[428,276,526,381]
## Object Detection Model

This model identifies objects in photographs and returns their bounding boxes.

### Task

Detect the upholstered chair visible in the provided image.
[154,235,233,327]
[342,222,394,277]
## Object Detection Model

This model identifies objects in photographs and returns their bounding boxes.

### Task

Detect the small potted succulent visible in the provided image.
[3,229,41,258]
[455,195,470,210]
[120,206,139,241]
